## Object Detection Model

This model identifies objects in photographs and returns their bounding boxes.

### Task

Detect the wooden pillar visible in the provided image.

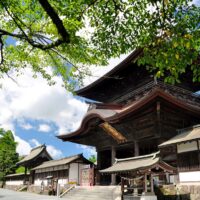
[133,178,138,196]
[134,141,139,156]
[144,173,147,193]
[165,172,170,184]
[78,163,80,185]
[121,177,124,200]
[150,174,154,193]
[111,146,116,185]
[96,151,101,185]
[24,166,27,185]
[197,140,200,167]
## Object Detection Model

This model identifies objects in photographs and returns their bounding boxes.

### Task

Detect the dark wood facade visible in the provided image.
[58,51,200,185]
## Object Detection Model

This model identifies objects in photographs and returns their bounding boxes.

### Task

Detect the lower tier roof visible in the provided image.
[100,152,176,174]
[159,124,200,147]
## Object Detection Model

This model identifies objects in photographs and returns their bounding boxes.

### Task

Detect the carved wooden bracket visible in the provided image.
[99,122,127,144]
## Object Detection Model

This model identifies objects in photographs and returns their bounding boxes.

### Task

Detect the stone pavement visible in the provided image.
[0,188,57,200]
[0,186,121,200]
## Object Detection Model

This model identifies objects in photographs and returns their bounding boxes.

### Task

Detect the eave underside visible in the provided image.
[59,90,200,150]
[76,49,200,103]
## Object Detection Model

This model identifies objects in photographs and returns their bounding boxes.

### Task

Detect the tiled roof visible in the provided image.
[159,125,200,147]
[5,173,29,177]
[32,154,84,170]
[17,145,52,165]
[100,152,160,173]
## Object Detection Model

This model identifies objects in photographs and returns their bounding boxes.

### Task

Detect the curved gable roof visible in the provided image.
[76,49,143,96]
[17,145,52,166]
[58,87,200,142]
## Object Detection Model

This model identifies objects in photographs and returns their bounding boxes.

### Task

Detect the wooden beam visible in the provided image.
[99,122,127,143]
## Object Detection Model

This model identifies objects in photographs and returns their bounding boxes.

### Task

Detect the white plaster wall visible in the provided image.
[177,141,197,153]
[5,180,23,186]
[34,178,68,187]
[34,179,48,186]
[179,171,200,182]
[69,163,79,184]
[58,178,68,186]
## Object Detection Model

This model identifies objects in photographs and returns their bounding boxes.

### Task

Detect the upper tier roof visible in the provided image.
[17,144,52,166]
[76,49,200,103]
[76,49,142,95]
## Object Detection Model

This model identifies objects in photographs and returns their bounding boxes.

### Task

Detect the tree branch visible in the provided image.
[0,0,70,51]
[0,35,4,65]
[38,0,70,43]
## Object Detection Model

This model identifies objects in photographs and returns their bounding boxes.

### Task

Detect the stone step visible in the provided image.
[66,193,112,197]
[62,186,120,200]
[68,190,113,194]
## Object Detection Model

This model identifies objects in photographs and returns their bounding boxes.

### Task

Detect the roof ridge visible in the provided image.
[177,124,200,134]
[40,153,82,164]
[115,151,160,162]
[59,153,82,160]
[31,144,45,152]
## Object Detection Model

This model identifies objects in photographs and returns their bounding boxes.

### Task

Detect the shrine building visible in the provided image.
[58,49,200,189]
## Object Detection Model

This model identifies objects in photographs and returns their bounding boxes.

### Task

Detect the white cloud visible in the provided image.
[46,145,63,159]
[0,69,88,136]
[18,119,33,130]
[21,123,33,130]
[192,0,200,6]
[15,135,32,156]
[82,53,131,87]
[76,144,96,158]
[38,124,51,132]
[29,138,40,147]
[0,68,90,156]
[30,138,63,159]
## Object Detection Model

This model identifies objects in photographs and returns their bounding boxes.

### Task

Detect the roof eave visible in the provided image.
[76,49,143,96]
[58,88,200,142]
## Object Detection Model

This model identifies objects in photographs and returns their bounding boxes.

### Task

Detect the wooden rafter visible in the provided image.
[99,122,127,143]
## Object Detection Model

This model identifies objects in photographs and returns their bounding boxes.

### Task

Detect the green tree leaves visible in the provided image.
[88,0,200,84]
[88,155,97,164]
[0,0,200,89]
[0,129,18,181]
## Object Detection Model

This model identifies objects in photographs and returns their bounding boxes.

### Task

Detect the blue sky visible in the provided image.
[1,38,124,160]
[0,70,96,159]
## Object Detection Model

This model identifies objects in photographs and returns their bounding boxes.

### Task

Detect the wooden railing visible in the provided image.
[58,185,75,198]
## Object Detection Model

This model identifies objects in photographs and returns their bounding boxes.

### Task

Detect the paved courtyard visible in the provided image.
[0,189,58,200]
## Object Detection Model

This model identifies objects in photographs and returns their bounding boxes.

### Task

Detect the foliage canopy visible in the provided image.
[0,129,18,181]
[0,0,200,89]
[88,155,97,164]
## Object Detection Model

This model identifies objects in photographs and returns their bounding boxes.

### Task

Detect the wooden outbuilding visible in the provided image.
[32,153,93,187]
[159,125,200,183]
[100,152,176,199]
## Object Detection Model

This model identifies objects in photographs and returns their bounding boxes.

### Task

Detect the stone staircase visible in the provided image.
[62,186,121,200]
